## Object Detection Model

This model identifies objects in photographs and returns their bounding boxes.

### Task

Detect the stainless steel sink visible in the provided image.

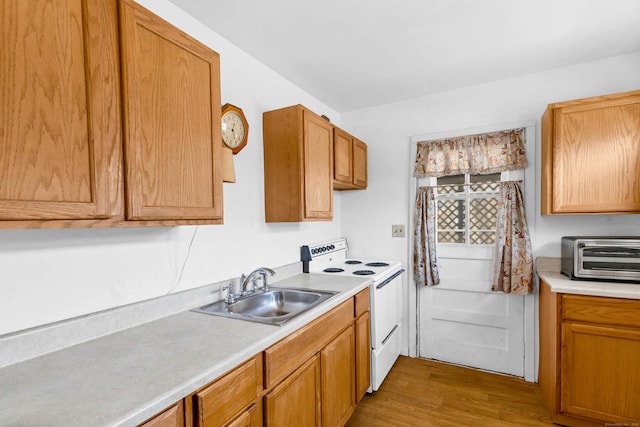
[193,287,337,326]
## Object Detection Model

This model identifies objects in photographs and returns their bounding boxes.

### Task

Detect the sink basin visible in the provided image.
[193,287,338,326]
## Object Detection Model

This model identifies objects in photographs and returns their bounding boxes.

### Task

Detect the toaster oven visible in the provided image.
[561,236,640,282]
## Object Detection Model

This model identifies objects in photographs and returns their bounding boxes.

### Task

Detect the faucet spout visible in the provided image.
[240,267,276,295]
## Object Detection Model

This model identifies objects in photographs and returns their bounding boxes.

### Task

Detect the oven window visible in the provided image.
[435,173,500,245]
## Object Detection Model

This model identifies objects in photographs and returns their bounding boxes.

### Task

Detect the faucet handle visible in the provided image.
[222,283,236,305]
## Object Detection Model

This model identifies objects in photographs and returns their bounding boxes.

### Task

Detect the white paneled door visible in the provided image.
[418,245,525,376]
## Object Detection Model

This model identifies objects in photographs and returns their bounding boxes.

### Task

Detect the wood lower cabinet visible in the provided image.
[354,287,371,403]
[333,128,367,191]
[139,402,184,427]
[263,290,370,427]
[539,279,640,426]
[119,0,223,222]
[263,105,334,222]
[264,355,321,426]
[143,290,370,427]
[189,355,262,427]
[321,326,356,427]
[541,90,640,214]
[354,312,371,403]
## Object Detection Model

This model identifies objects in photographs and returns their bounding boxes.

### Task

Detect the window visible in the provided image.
[435,173,501,245]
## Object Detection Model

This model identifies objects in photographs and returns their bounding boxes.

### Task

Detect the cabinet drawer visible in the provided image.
[562,294,640,328]
[193,356,261,427]
[354,288,370,317]
[138,402,184,427]
[264,299,354,388]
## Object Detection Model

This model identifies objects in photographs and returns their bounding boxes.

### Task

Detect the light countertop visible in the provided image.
[0,273,371,427]
[536,257,640,300]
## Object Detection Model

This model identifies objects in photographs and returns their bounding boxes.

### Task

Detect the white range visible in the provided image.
[301,238,404,392]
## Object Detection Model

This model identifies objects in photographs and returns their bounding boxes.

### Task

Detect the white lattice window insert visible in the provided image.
[436,173,501,245]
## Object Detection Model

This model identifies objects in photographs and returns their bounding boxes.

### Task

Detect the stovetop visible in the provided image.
[301,238,402,282]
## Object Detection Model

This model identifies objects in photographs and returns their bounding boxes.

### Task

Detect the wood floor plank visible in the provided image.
[346,356,555,427]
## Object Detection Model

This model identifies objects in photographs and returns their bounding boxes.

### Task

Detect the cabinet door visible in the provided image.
[321,326,356,427]
[264,355,321,427]
[561,322,640,423]
[119,0,223,221]
[355,312,371,403]
[0,0,121,221]
[352,138,368,189]
[542,91,640,214]
[303,110,333,220]
[333,128,353,185]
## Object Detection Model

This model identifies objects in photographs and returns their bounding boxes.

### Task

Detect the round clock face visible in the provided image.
[221,111,246,149]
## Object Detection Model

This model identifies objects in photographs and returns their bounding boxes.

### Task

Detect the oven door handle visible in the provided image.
[382,325,399,345]
[376,269,405,289]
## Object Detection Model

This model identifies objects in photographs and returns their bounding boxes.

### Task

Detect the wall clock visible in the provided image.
[221,103,249,154]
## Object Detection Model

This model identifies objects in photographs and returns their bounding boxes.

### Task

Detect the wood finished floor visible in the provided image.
[346,356,555,427]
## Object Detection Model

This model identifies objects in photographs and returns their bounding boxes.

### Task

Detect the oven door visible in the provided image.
[371,269,404,349]
[371,323,401,391]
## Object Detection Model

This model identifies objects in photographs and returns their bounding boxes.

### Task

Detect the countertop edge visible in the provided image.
[536,257,640,300]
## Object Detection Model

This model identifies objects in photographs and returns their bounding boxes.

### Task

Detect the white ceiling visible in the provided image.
[168,0,640,112]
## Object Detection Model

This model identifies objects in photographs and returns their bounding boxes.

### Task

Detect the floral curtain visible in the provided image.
[414,186,440,287]
[414,128,526,178]
[492,181,534,294]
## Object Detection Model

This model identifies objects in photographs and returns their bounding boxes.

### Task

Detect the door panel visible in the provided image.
[419,245,525,376]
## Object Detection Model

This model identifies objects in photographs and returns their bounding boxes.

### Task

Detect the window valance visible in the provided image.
[414,128,527,178]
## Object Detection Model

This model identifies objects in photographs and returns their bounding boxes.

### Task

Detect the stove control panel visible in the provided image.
[300,238,349,272]
[303,239,348,258]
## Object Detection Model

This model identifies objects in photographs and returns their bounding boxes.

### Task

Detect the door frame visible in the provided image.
[406,119,537,382]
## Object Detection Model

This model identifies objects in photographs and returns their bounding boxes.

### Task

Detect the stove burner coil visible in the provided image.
[345,260,362,265]
[365,262,389,267]
[323,267,345,273]
[353,270,375,276]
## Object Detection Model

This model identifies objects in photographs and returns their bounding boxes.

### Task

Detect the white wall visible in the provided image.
[3,1,639,341]
[340,52,640,357]
[0,0,345,336]
[341,51,640,268]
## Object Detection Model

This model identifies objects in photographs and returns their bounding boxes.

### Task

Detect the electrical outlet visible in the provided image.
[392,224,405,237]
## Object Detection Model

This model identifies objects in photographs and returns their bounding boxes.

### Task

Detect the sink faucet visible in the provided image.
[240,267,276,295]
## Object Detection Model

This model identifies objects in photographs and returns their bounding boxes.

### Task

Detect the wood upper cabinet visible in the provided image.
[0,0,121,222]
[119,0,223,221]
[333,128,367,191]
[263,105,333,222]
[333,128,353,185]
[352,138,368,189]
[541,90,640,214]
[1,0,224,228]
[539,279,640,426]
